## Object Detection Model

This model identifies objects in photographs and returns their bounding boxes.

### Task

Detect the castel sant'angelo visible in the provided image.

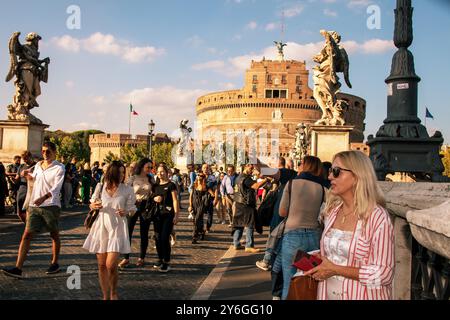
[195,43,367,158]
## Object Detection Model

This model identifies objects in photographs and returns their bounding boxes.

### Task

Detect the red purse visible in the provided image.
[292,250,322,272]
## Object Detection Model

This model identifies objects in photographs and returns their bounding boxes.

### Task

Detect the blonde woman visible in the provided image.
[83,161,136,300]
[305,151,394,300]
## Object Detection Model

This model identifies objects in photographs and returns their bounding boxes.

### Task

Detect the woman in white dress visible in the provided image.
[83,161,136,300]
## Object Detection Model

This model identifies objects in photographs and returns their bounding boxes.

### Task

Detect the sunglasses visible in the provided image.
[329,167,352,178]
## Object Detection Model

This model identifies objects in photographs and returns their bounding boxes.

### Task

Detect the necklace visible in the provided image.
[340,208,354,224]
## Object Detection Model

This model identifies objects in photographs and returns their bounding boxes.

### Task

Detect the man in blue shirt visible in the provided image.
[220,164,238,226]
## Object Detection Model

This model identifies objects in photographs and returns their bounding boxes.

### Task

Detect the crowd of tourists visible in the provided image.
[0,141,395,301]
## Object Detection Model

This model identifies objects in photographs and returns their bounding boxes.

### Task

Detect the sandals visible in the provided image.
[118,259,130,269]
[136,259,145,267]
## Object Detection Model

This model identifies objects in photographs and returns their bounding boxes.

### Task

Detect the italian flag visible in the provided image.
[130,104,139,116]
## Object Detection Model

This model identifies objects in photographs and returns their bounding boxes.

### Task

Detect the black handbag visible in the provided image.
[84,183,104,230]
[84,208,100,230]
[142,198,159,222]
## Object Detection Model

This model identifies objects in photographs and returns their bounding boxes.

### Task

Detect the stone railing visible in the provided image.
[379,182,450,300]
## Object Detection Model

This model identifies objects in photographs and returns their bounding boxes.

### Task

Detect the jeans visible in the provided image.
[154,211,175,263]
[233,227,255,248]
[124,202,152,260]
[273,228,321,300]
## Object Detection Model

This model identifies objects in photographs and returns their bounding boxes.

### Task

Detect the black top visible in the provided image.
[279,168,297,185]
[153,181,177,209]
[234,174,256,207]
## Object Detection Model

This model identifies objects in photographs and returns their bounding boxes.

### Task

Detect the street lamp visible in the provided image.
[148,119,155,159]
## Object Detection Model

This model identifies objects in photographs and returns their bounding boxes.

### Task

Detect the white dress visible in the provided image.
[83,183,137,254]
[323,228,353,300]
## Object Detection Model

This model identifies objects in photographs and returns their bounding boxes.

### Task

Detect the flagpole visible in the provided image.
[129,102,131,135]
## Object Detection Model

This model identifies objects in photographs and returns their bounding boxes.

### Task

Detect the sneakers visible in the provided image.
[1,267,23,279]
[153,260,163,269]
[234,244,244,250]
[272,296,281,301]
[158,263,171,273]
[256,260,271,271]
[245,247,260,253]
[46,263,60,274]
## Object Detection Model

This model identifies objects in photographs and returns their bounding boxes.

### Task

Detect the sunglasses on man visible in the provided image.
[329,167,353,178]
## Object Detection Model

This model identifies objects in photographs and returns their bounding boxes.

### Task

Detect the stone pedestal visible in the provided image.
[406,200,450,260]
[309,125,354,163]
[0,120,49,164]
[174,153,194,174]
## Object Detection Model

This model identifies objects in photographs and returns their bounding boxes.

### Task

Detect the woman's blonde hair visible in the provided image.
[324,151,386,225]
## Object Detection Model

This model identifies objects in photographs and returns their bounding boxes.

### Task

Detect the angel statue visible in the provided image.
[5,32,50,124]
[312,30,351,126]
[177,119,193,157]
[274,41,287,61]
[293,123,309,161]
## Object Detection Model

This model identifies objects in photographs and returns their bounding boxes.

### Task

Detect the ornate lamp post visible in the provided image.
[367,0,446,182]
[148,120,155,160]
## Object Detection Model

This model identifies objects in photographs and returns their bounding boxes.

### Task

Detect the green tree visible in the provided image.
[58,136,82,162]
[44,129,104,164]
[104,151,120,164]
[121,143,149,164]
[152,143,175,168]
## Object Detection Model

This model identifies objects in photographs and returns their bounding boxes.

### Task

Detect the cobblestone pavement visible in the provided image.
[0,195,234,300]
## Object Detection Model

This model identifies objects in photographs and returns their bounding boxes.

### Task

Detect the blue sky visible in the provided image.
[0,0,449,143]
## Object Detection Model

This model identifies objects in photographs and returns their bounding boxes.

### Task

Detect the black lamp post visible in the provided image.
[367,0,446,182]
[148,119,155,160]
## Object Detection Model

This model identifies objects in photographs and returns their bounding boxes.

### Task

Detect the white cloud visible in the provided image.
[119,87,207,112]
[246,21,258,30]
[359,39,394,54]
[115,86,208,134]
[265,23,279,31]
[284,4,305,18]
[192,60,226,71]
[52,32,165,63]
[219,82,237,90]
[53,35,80,52]
[72,122,100,130]
[192,38,394,77]
[324,8,338,17]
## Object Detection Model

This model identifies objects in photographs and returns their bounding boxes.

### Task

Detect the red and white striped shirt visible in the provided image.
[317,204,395,300]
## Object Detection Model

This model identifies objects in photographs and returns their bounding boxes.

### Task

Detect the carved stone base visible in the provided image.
[367,134,448,182]
[0,120,49,164]
[309,125,354,163]
[174,153,194,174]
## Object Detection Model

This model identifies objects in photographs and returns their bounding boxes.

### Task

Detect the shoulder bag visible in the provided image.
[84,183,104,230]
